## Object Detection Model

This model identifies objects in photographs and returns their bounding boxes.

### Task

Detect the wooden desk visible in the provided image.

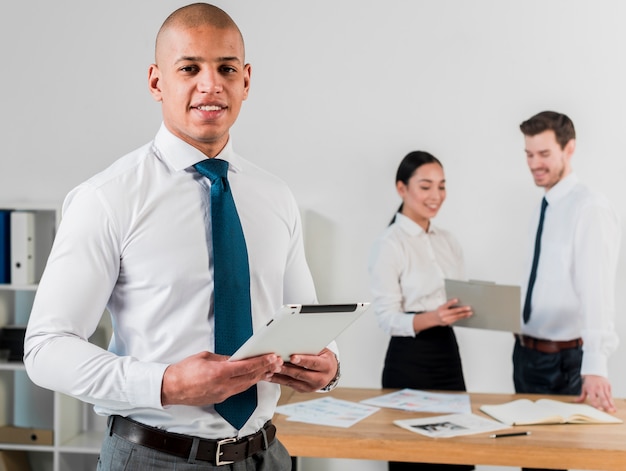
[274,388,626,470]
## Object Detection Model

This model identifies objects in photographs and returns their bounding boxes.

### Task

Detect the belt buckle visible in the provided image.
[216,437,237,466]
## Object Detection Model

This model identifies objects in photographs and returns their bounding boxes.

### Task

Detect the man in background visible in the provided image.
[24,3,339,470]
[514,110,620,470]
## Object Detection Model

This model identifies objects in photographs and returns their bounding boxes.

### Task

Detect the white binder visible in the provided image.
[10,211,35,285]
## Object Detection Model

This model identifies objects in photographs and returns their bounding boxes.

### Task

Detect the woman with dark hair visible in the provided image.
[369,151,474,471]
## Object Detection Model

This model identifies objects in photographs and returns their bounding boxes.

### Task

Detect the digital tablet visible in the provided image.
[444,279,521,333]
[229,303,370,361]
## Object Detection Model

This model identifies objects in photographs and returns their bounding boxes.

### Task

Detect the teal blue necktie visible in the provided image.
[194,158,257,430]
[523,197,548,324]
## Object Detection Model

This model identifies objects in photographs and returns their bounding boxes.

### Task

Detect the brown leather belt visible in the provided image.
[108,415,275,466]
[516,334,583,354]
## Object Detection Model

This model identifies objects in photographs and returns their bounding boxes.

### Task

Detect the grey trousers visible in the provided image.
[97,429,292,471]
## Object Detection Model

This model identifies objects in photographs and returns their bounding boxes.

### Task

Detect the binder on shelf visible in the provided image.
[0,325,26,361]
[14,370,55,430]
[9,210,55,285]
[0,210,9,284]
[10,211,35,285]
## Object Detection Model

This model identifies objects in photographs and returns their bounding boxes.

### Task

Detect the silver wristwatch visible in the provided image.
[319,357,341,392]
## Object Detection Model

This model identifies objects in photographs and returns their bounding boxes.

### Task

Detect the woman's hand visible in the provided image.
[412,299,472,332]
[433,298,473,326]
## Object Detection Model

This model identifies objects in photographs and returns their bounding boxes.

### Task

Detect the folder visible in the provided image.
[10,211,35,285]
[0,210,9,284]
[444,279,521,333]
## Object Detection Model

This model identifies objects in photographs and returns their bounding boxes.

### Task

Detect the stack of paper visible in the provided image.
[275,397,379,428]
[360,388,472,414]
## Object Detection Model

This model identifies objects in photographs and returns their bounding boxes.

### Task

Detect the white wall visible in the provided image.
[2,1,625,470]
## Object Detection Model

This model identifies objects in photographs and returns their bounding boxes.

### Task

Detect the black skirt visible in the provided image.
[382,325,466,391]
[382,324,473,471]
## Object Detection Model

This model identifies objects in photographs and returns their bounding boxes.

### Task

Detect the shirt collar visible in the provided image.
[153,123,244,174]
[545,172,578,206]
[395,212,437,236]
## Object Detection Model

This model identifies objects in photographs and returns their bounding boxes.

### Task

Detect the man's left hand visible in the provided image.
[576,375,616,412]
[269,348,338,392]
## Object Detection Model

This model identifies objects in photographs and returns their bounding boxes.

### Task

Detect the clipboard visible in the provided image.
[229,303,370,361]
[444,279,521,333]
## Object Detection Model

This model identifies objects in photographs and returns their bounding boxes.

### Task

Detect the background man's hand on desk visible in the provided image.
[577,374,616,412]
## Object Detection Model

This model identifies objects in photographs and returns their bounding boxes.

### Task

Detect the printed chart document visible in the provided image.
[360,389,471,414]
[480,398,623,426]
[275,397,380,428]
[394,413,511,438]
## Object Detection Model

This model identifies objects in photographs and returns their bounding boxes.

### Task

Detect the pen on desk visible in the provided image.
[489,431,531,439]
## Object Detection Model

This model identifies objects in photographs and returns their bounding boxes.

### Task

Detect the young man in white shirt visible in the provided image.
[515,110,620,470]
[514,111,619,465]
[24,4,339,470]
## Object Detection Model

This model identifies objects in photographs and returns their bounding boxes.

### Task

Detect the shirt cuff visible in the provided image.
[126,361,170,409]
[580,351,609,378]
[394,313,417,337]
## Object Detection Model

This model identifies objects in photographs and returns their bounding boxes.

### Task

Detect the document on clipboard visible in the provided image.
[444,279,521,333]
[229,303,370,361]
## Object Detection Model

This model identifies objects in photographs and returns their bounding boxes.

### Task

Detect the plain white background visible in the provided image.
[2,1,625,470]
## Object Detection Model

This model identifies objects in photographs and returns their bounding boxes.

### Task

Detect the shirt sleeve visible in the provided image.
[573,201,620,377]
[23,184,167,410]
[369,236,416,337]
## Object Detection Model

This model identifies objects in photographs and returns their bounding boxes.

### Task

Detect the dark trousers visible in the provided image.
[513,336,583,471]
[512,337,583,395]
[383,326,473,471]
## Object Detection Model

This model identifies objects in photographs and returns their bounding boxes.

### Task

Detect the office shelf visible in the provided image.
[0,203,107,471]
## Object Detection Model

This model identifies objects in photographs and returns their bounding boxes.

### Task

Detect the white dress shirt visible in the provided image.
[521,173,620,377]
[24,124,318,439]
[369,213,465,336]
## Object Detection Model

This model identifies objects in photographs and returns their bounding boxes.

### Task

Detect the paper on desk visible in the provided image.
[275,397,380,428]
[394,413,511,438]
[361,389,472,414]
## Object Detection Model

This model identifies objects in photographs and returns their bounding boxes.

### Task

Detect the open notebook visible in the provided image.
[480,398,623,426]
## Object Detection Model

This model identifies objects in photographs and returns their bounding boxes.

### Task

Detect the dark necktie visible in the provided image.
[194,158,257,430]
[523,197,548,324]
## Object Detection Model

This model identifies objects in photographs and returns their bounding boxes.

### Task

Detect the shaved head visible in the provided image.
[155,3,245,64]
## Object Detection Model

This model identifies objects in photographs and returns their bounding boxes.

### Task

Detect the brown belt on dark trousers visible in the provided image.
[516,334,583,354]
[107,415,276,466]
